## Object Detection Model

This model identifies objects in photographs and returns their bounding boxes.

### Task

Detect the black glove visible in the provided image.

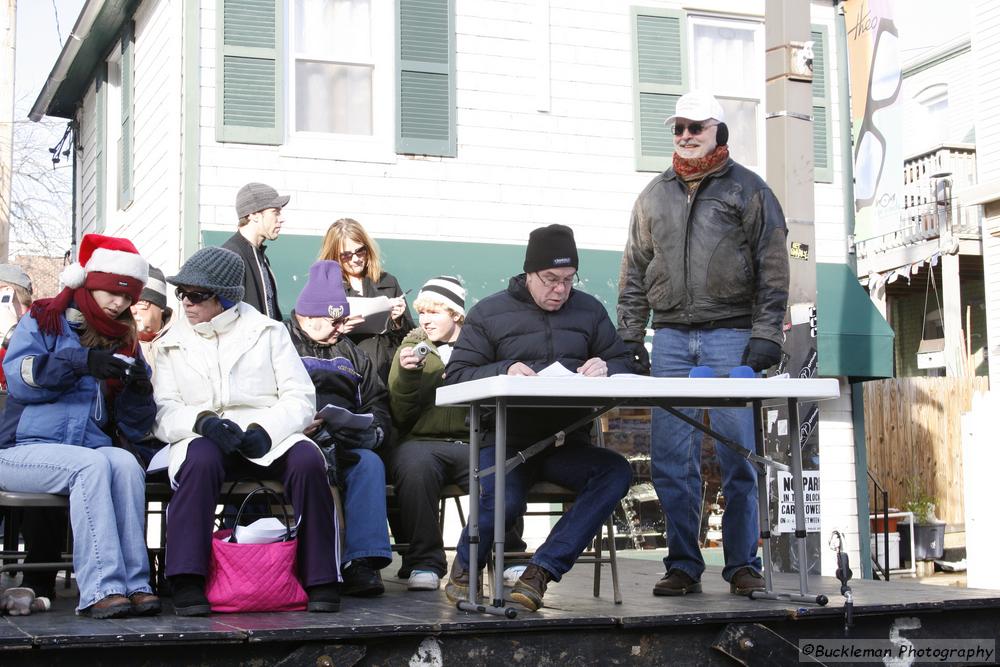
[195,415,245,455]
[625,340,650,375]
[336,424,384,450]
[124,361,153,396]
[239,427,271,458]
[87,349,130,380]
[741,338,782,372]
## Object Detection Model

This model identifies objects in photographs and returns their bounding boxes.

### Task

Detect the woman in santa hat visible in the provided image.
[0,233,161,619]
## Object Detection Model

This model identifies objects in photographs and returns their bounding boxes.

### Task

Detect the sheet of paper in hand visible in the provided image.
[318,403,375,431]
[537,361,576,377]
[346,296,393,334]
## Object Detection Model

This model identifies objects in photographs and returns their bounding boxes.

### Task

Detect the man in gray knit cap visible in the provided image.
[222,182,289,321]
[152,245,341,616]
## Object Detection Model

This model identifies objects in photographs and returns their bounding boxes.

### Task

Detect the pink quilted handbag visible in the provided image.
[205,487,308,612]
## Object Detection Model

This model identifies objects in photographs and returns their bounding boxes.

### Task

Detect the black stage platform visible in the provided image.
[2,554,999,665]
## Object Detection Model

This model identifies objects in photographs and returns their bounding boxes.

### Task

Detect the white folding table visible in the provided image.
[436,374,841,617]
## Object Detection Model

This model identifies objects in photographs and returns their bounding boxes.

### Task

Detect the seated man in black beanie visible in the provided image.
[443,223,633,611]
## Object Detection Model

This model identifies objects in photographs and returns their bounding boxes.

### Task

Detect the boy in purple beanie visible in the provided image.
[285,260,393,597]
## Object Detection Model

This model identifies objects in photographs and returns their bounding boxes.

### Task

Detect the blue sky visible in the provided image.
[15,0,84,118]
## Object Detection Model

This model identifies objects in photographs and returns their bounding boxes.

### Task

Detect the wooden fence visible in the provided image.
[863,376,989,525]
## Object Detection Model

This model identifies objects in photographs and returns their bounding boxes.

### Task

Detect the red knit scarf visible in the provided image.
[672,144,730,182]
[30,286,135,353]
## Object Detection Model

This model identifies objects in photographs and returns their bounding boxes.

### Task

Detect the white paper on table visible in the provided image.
[232,516,301,544]
[346,296,392,335]
[537,361,576,377]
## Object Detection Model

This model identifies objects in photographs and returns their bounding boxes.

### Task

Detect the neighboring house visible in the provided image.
[12,254,65,300]
[29,0,886,577]
[856,32,987,377]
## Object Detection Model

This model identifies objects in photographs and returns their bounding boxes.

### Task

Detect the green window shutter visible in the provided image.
[812,26,833,183]
[96,65,107,232]
[397,0,455,157]
[119,23,134,210]
[216,0,283,144]
[632,8,687,172]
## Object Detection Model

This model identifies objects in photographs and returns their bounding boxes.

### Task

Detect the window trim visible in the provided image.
[280,0,395,163]
[687,13,766,174]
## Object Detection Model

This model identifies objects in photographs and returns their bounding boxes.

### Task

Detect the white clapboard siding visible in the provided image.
[975,2,1000,385]
[77,82,99,237]
[115,0,184,273]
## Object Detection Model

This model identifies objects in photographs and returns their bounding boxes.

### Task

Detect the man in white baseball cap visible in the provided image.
[618,90,789,598]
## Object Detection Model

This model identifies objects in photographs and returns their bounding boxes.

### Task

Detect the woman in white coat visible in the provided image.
[153,246,340,616]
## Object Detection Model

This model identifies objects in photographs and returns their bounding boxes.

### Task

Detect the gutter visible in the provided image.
[28,0,106,122]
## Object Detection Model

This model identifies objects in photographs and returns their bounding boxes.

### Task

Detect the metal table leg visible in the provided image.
[751,400,774,592]
[751,397,827,606]
[457,400,516,617]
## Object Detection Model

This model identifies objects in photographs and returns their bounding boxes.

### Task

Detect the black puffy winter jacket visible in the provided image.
[444,274,631,449]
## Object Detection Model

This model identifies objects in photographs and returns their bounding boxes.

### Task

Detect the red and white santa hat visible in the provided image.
[61,233,149,302]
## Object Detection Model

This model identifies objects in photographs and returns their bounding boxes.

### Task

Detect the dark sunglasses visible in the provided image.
[339,246,368,263]
[175,287,216,304]
[672,121,716,137]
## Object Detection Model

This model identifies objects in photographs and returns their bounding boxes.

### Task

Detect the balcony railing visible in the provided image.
[855,144,981,260]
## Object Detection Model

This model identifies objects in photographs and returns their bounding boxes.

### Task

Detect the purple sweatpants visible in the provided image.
[165,438,340,587]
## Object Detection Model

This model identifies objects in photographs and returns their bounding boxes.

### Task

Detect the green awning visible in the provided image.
[817,262,895,379]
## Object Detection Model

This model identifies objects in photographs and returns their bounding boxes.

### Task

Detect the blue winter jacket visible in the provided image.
[0,311,156,449]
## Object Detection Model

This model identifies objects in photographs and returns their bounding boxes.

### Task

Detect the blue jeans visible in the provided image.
[0,444,152,611]
[456,442,631,581]
[650,327,762,582]
[341,449,392,567]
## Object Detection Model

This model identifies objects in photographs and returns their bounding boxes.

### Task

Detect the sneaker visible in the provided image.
[341,559,385,597]
[510,564,551,612]
[444,558,482,603]
[80,594,132,619]
[306,582,341,612]
[407,570,440,591]
[128,591,162,616]
[170,575,211,617]
[729,566,766,596]
[652,570,702,596]
[502,564,527,588]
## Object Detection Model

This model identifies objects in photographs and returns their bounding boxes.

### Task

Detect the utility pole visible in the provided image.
[0,0,14,262]
[763,0,821,575]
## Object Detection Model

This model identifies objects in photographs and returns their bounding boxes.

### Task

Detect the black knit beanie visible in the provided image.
[523,224,578,273]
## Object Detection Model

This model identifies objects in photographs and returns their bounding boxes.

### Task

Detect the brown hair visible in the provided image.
[319,218,384,281]
[77,307,138,352]
[238,215,251,228]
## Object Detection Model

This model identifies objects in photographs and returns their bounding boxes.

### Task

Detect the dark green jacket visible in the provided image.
[388,327,467,443]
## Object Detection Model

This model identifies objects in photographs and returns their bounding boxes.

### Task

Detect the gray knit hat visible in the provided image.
[235,182,290,219]
[166,246,245,302]
[0,263,32,293]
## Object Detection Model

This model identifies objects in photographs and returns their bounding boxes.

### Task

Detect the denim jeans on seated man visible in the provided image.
[340,449,392,568]
[455,442,631,581]
[0,444,152,611]
[650,326,762,583]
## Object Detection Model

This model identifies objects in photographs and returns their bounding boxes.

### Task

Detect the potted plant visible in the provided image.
[898,483,945,563]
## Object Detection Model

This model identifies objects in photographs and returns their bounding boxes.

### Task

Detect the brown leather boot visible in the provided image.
[82,594,132,619]
[129,592,162,616]
[510,563,552,611]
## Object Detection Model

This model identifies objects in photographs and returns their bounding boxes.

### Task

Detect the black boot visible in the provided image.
[170,574,210,616]
[307,582,341,612]
[341,558,385,597]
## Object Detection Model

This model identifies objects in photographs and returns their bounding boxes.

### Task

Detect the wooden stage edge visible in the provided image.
[2,554,999,666]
